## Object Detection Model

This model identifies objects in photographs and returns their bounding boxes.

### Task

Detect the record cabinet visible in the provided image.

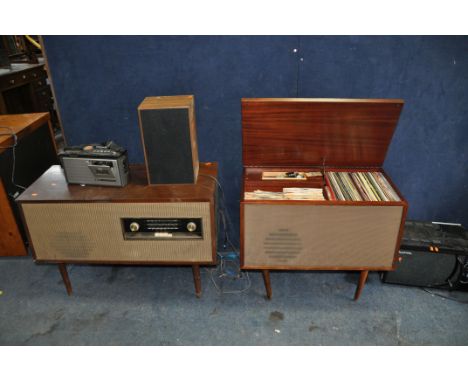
[240,98,408,300]
[17,162,218,297]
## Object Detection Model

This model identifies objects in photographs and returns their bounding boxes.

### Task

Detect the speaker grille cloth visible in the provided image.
[140,108,195,184]
[22,202,212,262]
[244,204,403,268]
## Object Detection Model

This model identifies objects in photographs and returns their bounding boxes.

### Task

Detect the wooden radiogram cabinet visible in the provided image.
[17,163,218,297]
[240,98,408,300]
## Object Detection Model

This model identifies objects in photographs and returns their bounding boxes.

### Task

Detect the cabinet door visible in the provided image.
[243,204,403,269]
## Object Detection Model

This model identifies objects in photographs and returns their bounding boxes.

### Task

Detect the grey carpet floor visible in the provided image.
[1,256,467,345]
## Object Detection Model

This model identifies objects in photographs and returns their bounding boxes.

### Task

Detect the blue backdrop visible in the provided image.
[43,36,468,244]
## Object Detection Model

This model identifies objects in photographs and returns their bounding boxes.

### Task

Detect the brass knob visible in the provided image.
[129,222,140,232]
[187,222,197,232]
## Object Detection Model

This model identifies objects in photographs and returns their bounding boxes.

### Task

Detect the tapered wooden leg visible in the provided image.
[262,270,272,299]
[192,265,201,298]
[354,270,369,301]
[58,264,73,296]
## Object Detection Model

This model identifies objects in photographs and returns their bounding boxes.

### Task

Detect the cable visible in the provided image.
[199,173,238,250]
[0,126,26,192]
[206,254,251,294]
[420,287,468,304]
[25,35,41,50]
[199,173,251,294]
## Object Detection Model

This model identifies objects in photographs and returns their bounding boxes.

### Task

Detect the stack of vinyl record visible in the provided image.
[244,187,325,200]
[326,171,400,202]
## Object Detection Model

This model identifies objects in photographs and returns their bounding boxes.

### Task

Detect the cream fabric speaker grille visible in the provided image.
[22,202,212,262]
[244,204,403,268]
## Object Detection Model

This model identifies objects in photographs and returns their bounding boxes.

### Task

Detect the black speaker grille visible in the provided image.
[140,108,194,184]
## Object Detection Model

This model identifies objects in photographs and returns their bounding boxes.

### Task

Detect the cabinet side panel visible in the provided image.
[21,202,212,262]
[243,204,403,268]
[0,180,27,256]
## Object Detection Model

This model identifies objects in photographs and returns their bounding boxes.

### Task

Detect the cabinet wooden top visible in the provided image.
[242,98,404,168]
[17,162,218,203]
[0,113,50,153]
[138,95,194,110]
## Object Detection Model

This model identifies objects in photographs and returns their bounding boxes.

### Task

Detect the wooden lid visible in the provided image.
[242,98,404,168]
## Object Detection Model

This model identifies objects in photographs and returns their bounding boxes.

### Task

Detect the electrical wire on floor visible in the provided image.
[199,173,251,294]
[0,126,27,195]
[207,252,251,294]
[420,287,468,304]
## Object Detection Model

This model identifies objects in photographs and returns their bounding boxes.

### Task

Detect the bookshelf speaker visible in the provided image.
[138,95,199,184]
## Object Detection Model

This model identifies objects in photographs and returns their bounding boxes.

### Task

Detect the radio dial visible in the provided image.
[129,222,140,232]
[187,222,197,232]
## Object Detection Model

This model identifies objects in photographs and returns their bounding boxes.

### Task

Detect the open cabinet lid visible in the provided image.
[242,98,404,168]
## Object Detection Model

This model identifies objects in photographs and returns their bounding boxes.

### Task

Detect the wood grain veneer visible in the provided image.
[18,163,217,203]
[0,178,26,256]
[242,98,404,167]
[0,113,52,154]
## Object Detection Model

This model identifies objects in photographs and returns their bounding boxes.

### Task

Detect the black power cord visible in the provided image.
[420,256,468,304]
[420,287,468,304]
[199,173,238,251]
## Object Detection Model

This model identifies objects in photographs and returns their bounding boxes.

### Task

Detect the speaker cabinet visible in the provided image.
[138,95,199,185]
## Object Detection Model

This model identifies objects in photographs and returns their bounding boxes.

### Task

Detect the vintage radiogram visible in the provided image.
[241,98,408,300]
[17,162,218,297]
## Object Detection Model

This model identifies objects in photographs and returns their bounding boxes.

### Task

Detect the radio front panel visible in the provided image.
[21,202,213,263]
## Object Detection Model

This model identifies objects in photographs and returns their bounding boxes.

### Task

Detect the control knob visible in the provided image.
[129,222,140,232]
[186,222,197,232]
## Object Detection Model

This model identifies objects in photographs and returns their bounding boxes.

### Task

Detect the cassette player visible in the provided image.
[59,141,129,187]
